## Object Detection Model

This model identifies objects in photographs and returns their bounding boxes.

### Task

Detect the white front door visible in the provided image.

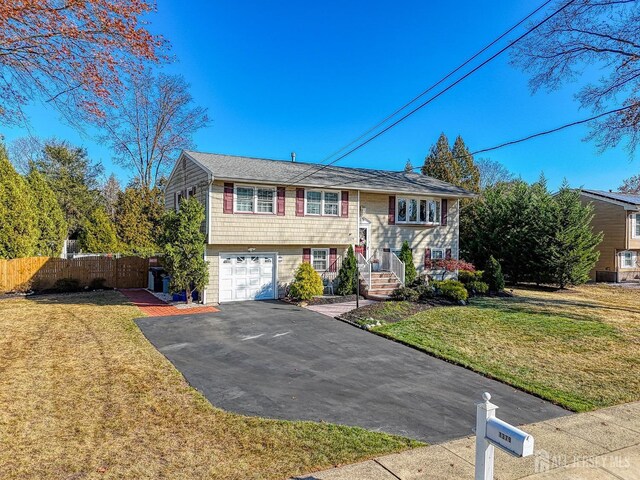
[219,254,276,302]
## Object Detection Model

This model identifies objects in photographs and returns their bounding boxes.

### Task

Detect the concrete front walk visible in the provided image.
[305,299,377,318]
[295,401,640,480]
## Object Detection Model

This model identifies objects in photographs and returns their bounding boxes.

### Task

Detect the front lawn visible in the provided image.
[374,285,640,412]
[0,292,420,480]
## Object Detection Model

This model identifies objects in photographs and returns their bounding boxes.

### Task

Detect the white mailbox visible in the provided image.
[475,392,535,480]
[485,416,534,457]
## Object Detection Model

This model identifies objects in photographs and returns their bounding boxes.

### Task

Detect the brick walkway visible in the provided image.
[119,289,219,317]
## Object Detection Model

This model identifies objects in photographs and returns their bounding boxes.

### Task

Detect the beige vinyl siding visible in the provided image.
[360,192,459,274]
[628,212,640,249]
[580,195,626,279]
[209,181,357,245]
[204,245,348,304]
[165,155,210,212]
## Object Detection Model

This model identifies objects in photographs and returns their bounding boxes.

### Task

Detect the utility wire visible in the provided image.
[283,0,554,187]
[285,0,576,188]
[319,104,636,189]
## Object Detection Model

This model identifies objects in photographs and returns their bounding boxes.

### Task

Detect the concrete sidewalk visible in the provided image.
[294,401,640,480]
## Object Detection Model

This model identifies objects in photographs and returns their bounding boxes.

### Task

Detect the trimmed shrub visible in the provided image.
[466,280,489,295]
[415,284,436,301]
[289,262,324,301]
[458,270,483,284]
[390,286,419,302]
[52,278,81,293]
[408,274,429,288]
[483,256,505,292]
[89,277,108,290]
[398,241,417,285]
[433,279,468,302]
[336,245,357,295]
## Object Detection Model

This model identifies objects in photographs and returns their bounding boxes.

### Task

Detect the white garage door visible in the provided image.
[219,254,276,302]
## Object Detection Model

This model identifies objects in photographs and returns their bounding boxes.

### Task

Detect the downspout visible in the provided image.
[356,190,360,250]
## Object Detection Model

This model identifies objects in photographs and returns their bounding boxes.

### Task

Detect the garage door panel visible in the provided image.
[219,253,276,302]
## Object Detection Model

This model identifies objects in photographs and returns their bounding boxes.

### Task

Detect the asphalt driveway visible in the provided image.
[136,300,568,443]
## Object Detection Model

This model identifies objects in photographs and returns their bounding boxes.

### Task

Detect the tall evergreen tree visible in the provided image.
[404,159,414,173]
[78,207,119,253]
[115,184,164,256]
[451,136,480,193]
[26,168,67,256]
[548,182,603,288]
[33,141,103,237]
[161,197,209,303]
[0,145,38,258]
[421,133,460,184]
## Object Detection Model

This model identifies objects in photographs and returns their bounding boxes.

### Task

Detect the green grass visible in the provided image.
[375,286,640,412]
[0,292,421,480]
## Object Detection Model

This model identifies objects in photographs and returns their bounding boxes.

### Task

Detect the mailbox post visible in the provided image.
[475,392,534,480]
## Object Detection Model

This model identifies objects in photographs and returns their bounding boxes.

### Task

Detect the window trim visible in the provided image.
[233,184,276,215]
[311,248,330,271]
[396,196,441,225]
[304,190,341,217]
[633,213,640,239]
[430,248,445,260]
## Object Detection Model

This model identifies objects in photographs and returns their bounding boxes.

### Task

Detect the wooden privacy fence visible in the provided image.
[0,256,151,293]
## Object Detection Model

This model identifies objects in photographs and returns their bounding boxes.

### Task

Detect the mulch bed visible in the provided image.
[341,298,457,324]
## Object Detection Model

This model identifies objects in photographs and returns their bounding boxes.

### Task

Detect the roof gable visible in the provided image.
[182,150,474,197]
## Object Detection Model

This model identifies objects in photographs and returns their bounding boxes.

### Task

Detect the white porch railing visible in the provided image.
[356,252,371,288]
[383,251,405,286]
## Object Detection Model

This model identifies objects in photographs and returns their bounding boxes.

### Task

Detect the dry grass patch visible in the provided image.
[375,285,640,412]
[0,291,419,480]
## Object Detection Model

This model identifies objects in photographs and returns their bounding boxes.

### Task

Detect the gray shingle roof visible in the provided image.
[183,151,474,197]
[582,189,640,206]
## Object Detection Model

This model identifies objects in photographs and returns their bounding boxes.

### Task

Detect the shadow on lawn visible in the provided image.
[473,291,639,322]
[23,289,135,308]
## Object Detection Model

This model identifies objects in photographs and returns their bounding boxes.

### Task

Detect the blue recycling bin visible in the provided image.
[162,276,171,294]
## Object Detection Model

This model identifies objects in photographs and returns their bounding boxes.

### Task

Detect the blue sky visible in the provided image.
[3,0,637,190]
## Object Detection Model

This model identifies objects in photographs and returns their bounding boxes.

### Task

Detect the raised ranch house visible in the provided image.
[165,151,473,303]
[580,189,640,282]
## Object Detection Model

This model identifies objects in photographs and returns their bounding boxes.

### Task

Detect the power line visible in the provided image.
[320,104,636,189]
[283,0,554,187]
[285,0,576,188]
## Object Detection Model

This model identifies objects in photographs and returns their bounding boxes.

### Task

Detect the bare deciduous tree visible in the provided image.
[96,71,209,188]
[477,158,515,190]
[511,0,640,153]
[0,0,164,126]
[619,173,640,193]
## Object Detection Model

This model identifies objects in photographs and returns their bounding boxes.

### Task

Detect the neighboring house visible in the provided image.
[165,151,474,304]
[579,190,640,282]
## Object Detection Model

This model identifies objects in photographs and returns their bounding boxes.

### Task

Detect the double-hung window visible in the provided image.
[397,197,441,225]
[234,186,275,214]
[306,190,340,216]
[311,248,329,271]
[634,213,640,238]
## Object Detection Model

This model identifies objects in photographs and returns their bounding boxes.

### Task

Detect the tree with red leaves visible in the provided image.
[427,258,475,281]
[0,0,165,125]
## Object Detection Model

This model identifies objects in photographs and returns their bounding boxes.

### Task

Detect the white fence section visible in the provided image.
[356,252,371,288]
[382,250,405,286]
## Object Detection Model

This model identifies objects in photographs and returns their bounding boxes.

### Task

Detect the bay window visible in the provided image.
[397,197,441,225]
[306,190,340,216]
[234,185,275,214]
